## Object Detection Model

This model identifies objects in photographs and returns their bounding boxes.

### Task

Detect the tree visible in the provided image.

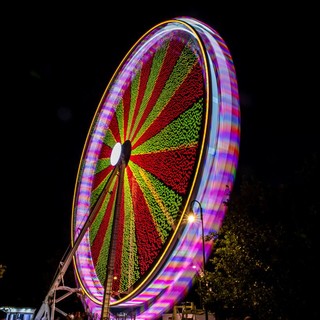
[199,152,319,319]
[0,264,6,279]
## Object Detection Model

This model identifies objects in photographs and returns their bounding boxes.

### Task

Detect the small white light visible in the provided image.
[188,214,196,223]
[110,142,122,166]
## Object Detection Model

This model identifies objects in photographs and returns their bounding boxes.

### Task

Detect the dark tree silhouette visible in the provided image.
[197,152,319,320]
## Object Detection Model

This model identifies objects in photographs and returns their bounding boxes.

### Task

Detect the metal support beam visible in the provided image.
[101,156,126,320]
[35,166,120,320]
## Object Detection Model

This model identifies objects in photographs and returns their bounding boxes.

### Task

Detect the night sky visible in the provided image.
[1,2,318,310]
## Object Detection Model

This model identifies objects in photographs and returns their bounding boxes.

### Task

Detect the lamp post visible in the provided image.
[190,199,209,320]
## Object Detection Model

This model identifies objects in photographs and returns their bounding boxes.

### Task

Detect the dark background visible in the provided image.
[1,2,318,309]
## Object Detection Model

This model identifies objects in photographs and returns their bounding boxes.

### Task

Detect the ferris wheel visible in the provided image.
[36,16,240,320]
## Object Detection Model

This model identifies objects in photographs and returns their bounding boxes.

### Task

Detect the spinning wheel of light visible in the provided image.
[71,16,240,319]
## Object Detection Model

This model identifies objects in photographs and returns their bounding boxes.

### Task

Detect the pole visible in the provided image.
[101,140,131,320]
[191,199,208,320]
[101,156,125,320]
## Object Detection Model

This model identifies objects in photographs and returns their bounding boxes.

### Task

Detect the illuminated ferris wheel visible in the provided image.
[35,16,240,320]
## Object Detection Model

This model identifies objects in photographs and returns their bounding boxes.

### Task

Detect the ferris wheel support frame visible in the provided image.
[34,166,121,320]
[101,151,127,320]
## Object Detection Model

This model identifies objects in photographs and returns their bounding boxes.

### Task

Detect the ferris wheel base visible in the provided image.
[35,286,83,320]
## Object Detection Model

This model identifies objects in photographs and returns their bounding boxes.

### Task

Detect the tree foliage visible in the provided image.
[197,153,319,319]
[0,264,6,279]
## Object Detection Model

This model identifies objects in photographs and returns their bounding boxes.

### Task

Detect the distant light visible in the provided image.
[57,106,72,122]
[110,142,122,166]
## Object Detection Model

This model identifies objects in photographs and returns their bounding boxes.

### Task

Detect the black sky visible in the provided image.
[1,3,318,308]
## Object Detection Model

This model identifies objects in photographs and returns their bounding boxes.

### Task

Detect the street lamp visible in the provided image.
[190,199,209,320]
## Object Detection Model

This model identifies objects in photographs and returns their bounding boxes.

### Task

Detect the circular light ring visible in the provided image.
[71,16,240,319]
